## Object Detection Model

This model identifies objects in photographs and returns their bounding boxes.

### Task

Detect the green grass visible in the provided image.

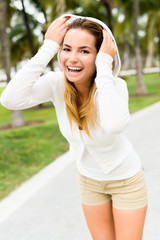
[0,122,69,199]
[0,72,160,199]
[0,86,56,126]
[126,73,160,113]
[0,87,69,199]
[127,73,160,95]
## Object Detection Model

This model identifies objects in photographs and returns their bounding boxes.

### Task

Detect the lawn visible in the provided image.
[0,72,160,199]
[0,92,69,199]
[126,73,160,112]
[0,122,69,199]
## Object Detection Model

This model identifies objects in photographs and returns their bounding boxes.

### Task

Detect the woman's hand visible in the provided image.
[45,16,70,45]
[99,29,117,59]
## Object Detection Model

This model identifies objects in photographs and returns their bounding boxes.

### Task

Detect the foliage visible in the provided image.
[114,0,160,67]
[0,0,159,72]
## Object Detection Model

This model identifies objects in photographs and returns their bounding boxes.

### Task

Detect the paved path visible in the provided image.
[0,101,160,240]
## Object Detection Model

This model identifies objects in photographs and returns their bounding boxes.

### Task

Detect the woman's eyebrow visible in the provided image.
[63,44,71,48]
[63,44,91,50]
[79,46,91,50]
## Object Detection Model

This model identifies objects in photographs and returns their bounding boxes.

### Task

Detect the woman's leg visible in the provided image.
[113,205,147,240]
[82,200,115,240]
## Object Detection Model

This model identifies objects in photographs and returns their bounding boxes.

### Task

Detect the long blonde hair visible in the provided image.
[63,19,103,137]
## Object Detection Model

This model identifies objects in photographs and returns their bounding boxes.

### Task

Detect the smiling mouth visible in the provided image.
[67,66,83,72]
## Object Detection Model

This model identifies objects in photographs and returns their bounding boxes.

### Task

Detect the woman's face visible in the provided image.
[60,29,97,86]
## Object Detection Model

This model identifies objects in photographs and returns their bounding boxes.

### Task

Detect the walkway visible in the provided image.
[0,101,160,240]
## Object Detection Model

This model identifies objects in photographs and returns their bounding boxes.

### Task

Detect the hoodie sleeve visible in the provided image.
[0,40,60,110]
[95,52,130,134]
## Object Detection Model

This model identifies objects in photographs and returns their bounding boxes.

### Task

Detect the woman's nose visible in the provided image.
[69,51,78,62]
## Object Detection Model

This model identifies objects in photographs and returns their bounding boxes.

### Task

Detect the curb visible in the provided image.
[0,152,72,223]
[130,101,160,122]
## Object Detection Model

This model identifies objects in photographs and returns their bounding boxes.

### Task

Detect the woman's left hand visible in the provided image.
[99,29,117,59]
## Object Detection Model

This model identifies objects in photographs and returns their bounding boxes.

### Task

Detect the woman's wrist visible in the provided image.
[96,52,113,72]
[39,39,60,59]
[43,39,60,50]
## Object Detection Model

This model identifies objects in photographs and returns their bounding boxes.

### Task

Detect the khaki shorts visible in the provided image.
[79,168,148,210]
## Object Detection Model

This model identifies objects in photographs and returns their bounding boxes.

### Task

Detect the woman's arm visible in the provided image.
[0,17,70,110]
[0,40,60,110]
[95,31,130,134]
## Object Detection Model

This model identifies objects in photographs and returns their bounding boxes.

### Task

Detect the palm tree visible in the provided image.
[111,4,134,70]
[133,0,147,95]
[0,0,11,83]
[21,0,37,56]
[145,10,160,68]
[0,0,25,127]
[100,0,114,32]
[9,20,39,68]
[139,0,160,68]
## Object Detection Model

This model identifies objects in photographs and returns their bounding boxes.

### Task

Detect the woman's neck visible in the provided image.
[75,84,90,107]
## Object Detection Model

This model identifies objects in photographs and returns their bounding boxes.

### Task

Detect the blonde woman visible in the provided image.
[1,15,148,240]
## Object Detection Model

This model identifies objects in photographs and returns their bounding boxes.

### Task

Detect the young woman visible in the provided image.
[1,14,148,240]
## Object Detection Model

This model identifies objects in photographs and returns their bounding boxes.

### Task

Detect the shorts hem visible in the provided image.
[81,199,111,206]
[112,202,148,210]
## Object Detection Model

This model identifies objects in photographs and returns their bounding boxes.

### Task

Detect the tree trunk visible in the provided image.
[157,30,160,76]
[122,34,133,70]
[145,38,155,68]
[21,0,36,56]
[101,0,114,32]
[0,0,10,83]
[11,111,26,128]
[0,0,25,128]
[133,0,147,95]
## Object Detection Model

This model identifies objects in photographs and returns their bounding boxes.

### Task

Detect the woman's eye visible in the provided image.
[81,50,89,54]
[62,48,70,52]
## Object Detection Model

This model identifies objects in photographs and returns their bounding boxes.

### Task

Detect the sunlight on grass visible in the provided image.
[0,122,69,199]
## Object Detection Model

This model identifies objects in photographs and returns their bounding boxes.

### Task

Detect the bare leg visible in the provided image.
[113,205,147,240]
[82,200,115,240]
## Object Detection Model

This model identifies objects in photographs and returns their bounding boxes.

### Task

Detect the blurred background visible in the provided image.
[0,0,160,200]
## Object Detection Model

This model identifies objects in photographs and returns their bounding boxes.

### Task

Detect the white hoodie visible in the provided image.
[0,15,141,180]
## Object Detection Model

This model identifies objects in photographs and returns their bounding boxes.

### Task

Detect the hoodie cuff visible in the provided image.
[95,52,113,77]
[30,39,60,67]
[42,39,60,54]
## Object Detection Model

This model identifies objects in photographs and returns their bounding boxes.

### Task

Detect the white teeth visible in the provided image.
[68,66,82,71]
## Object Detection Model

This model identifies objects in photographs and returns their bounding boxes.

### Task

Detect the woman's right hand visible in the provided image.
[99,29,117,59]
[45,16,70,45]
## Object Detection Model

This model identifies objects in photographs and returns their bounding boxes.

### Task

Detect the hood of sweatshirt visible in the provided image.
[58,14,121,77]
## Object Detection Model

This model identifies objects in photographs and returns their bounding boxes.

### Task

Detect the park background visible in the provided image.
[0,0,160,200]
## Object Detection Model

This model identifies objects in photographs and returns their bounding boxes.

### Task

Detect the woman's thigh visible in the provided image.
[113,205,147,240]
[111,168,148,240]
[79,168,148,239]
[82,201,115,240]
